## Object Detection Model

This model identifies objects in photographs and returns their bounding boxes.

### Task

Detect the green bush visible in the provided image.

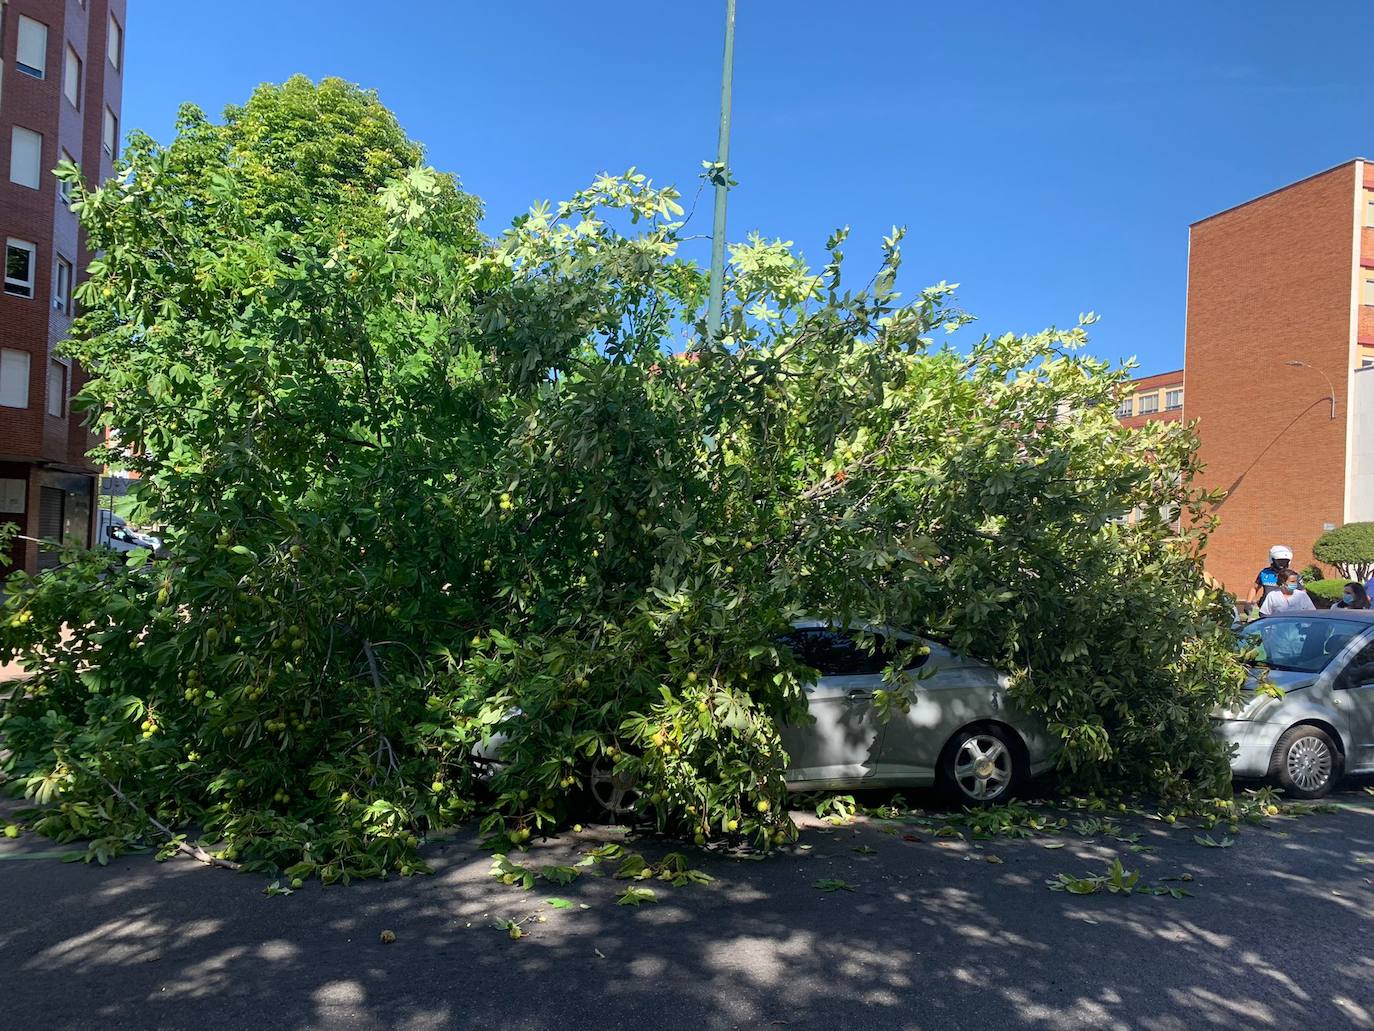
[1312,523,1374,581]
[0,80,1250,880]
[1304,579,1347,609]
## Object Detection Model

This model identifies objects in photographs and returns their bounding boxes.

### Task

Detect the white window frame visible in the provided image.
[16,15,48,79]
[46,360,67,418]
[1363,275,1374,307]
[103,107,118,158]
[1138,392,1160,415]
[9,126,43,190]
[1116,397,1134,417]
[64,45,82,109]
[0,349,32,409]
[1366,195,1374,228]
[1165,388,1183,410]
[108,14,123,72]
[5,239,38,298]
[54,255,73,314]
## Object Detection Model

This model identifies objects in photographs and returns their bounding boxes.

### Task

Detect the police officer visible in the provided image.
[1244,545,1296,613]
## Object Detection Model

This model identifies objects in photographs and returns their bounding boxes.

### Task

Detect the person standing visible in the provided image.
[1336,582,1371,610]
[1245,545,1296,613]
[1259,569,1316,616]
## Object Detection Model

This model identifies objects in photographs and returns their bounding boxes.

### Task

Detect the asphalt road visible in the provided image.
[2,786,1372,1031]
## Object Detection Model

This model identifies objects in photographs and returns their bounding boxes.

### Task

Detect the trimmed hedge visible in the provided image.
[1305,578,1348,609]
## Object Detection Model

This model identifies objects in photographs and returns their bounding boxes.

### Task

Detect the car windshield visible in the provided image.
[1237,617,1368,674]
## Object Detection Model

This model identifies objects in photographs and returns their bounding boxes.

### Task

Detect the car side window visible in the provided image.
[778,628,923,677]
[1337,638,1374,690]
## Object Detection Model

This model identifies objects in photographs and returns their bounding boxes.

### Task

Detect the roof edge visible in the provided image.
[1189,158,1367,228]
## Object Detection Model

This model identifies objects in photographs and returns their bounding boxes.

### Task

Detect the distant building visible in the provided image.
[1185,159,1374,594]
[1114,369,1184,428]
[0,0,126,574]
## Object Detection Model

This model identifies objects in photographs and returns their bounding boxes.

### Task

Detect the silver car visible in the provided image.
[775,622,1056,805]
[1216,610,1374,798]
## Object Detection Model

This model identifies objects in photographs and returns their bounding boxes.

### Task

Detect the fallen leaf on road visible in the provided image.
[546,897,572,909]
[379,930,397,944]
[813,878,856,892]
[986,855,1004,864]
[902,834,922,843]
[1042,841,1065,849]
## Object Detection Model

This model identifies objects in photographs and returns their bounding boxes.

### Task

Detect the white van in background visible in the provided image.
[95,510,162,558]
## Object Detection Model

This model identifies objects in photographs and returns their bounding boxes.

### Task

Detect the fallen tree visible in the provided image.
[0,78,1247,880]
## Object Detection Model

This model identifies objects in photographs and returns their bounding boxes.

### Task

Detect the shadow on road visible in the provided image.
[1,784,1372,1030]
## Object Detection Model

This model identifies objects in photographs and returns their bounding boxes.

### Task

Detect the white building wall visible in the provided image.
[1349,366,1374,521]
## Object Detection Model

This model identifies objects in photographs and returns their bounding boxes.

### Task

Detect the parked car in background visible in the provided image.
[1216,611,1374,797]
[95,510,162,559]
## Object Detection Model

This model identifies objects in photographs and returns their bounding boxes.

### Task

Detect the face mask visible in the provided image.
[1281,582,1295,594]
[1344,593,1356,605]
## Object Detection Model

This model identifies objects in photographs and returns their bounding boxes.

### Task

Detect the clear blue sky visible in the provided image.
[122,1,1370,376]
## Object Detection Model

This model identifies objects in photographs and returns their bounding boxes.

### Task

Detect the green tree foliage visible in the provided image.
[1312,522,1374,581]
[0,81,1247,879]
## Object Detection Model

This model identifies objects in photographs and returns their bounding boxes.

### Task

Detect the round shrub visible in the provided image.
[1312,523,1374,581]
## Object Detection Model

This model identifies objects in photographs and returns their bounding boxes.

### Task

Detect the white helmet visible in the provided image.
[1269,545,1293,561]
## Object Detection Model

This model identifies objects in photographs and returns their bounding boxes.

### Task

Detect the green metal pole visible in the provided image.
[706,0,736,343]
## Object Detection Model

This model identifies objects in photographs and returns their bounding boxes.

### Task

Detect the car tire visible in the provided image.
[1270,725,1342,799]
[581,756,642,823]
[939,723,1022,807]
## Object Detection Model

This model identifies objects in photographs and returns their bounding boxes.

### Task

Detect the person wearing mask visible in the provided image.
[1336,582,1371,610]
[1245,545,1296,613]
[1259,569,1316,616]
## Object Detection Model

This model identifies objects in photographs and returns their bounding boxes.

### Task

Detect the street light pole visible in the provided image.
[706,0,737,344]
[1283,361,1337,419]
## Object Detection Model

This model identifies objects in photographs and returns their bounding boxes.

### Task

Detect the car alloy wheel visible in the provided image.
[1285,735,1333,794]
[953,733,1013,802]
[588,756,640,818]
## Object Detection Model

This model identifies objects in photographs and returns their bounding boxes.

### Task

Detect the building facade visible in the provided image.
[1115,369,1184,429]
[0,0,125,575]
[1185,160,1374,594]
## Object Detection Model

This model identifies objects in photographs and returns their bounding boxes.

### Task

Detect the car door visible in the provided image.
[876,640,1003,781]
[778,627,890,787]
[1334,632,1374,771]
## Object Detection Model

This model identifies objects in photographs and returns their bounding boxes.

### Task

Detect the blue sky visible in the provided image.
[122,2,1371,376]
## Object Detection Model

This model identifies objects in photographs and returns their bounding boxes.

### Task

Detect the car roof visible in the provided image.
[1251,610,1374,622]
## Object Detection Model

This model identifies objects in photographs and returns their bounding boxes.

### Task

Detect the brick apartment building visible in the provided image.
[1115,369,1184,429]
[0,0,125,575]
[1184,160,1374,594]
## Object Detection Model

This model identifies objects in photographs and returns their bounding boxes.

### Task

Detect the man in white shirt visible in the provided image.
[1259,570,1316,616]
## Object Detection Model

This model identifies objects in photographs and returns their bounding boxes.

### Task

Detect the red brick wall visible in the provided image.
[1,0,123,572]
[1184,162,1357,593]
[0,0,117,475]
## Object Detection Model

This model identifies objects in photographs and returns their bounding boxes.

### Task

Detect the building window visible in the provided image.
[54,256,73,314]
[4,240,38,298]
[1138,393,1160,415]
[1363,356,1374,368]
[9,127,43,190]
[103,108,118,158]
[1165,388,1183,410]
[16,15,48,78]
[47,361,67,417]
[0,349,32,409]
[58,149,75,205]
[64,45,82,108]
[108,15,123,72]
[1364,275,1374,307]
[1116,396,1133,417]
